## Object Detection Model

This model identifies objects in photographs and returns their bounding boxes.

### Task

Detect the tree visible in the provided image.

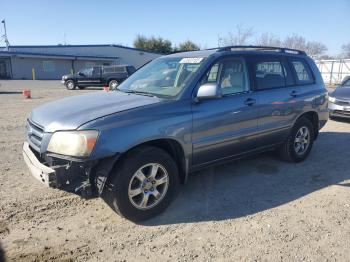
[219,24,254,46]
[255,33,282,47]
[305,41,327,59]
[341,43,350,57]
[283,34,327,59]
[283,34,308,51]
[133,35,172,54]
[175,40,200,52]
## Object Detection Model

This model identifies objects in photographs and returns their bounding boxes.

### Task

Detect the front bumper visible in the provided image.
[329,102,350,118]
[61,80,66,84]
[22,142,95,196]
[23,141,56,187]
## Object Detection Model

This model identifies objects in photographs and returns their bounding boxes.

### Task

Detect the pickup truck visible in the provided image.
[61,65,136,90]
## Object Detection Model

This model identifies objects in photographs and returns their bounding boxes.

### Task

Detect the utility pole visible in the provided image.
[1,19,10,51]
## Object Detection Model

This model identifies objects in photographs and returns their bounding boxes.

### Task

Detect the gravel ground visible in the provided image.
[0,80,349,262]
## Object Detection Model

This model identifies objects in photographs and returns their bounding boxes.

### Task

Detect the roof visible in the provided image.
[0,50,118,61]
[167,45,307,58]
[0,44,163,55]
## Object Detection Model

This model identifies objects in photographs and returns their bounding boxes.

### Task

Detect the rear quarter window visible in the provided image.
[290,58,314,85]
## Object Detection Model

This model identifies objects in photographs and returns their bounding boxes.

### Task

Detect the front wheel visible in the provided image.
[108,80,119,90]
[65,80,76,90]
[102,146,179,222]
[278,117,315,162]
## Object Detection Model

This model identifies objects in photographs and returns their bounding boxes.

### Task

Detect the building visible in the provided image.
[0,44,161,80]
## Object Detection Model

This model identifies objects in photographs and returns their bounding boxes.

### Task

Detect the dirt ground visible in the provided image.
[0,80,349,262]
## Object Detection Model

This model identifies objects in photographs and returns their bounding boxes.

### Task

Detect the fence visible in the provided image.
[315,59,350,86]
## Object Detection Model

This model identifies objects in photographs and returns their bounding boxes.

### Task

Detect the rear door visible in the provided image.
[191,56,259,166]
[248,55,298,147]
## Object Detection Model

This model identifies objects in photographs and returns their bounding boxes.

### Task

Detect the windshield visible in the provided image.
[117,57,205,97]
[342,78,350,87]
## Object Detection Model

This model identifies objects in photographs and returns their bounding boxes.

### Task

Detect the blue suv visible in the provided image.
[23,46,329,221]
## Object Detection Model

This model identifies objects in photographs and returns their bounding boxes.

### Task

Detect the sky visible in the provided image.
[0,0,349,55]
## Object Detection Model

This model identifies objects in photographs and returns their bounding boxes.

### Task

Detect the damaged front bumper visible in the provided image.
[23,141,57,187]
[22,142,119,197]
[22,141,95,197]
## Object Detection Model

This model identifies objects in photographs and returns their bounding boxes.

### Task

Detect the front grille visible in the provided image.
[26,119,44,152]
[333,110,350,116]
[334,99,350,106]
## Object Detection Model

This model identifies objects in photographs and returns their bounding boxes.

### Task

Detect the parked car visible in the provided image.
[61,65,136,90]
[23,46,328,222]
[328,76,350,119]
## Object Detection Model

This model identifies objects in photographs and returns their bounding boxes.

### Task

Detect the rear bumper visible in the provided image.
[23,141,56,187]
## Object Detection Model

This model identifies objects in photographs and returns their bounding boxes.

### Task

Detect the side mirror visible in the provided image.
[196,83,222,101]
[78,72,84,76]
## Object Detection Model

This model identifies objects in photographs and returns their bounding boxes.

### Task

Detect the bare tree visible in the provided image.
[255,33,282,47]
[283,34,308,51]
[282,34,327,58]
[306,41,327,59]
[341,43,350,57]
[219,24,254,46]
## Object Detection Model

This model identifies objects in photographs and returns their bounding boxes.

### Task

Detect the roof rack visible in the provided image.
[212,45,306,55]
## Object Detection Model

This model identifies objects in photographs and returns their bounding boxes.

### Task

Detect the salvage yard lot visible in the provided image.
[0,80,349,261]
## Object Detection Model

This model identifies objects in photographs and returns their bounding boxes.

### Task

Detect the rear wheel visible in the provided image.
[108,80,119,90]
[278,117,315,162]
[65,80,76,90]
[102,146,179,222]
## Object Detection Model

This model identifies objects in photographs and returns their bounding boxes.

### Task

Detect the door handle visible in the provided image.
[290,90,298,97]
[244,98,256,106]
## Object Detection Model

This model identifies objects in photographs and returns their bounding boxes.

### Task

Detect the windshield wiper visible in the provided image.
[119,89,156,97]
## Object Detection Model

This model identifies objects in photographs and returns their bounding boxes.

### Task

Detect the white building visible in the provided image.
[0,44,161,80]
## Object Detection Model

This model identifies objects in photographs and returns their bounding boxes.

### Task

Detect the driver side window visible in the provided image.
[201,58,249,95]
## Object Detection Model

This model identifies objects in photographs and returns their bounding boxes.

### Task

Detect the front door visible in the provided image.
[77,67,101,86]
[192,57,259,166]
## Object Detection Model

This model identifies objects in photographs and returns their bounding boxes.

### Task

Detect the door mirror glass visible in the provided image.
[196,83,222,100]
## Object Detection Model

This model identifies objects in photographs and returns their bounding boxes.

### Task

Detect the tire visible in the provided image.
[78,86,86,90]
[65,80,76,90]
[278,117,315,163]
[102,146,179,222]
[108,80,119,90]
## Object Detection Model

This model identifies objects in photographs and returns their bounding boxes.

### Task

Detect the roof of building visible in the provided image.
[0,50,118,60]
[0,44,163,55]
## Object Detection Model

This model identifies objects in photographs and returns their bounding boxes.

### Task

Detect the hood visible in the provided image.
[331,87,350,100]
[30,91,162,132]
[62,73,77,79]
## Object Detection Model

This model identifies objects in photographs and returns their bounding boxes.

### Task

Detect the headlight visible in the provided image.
[47,130,99,157]
[328,96,336,103]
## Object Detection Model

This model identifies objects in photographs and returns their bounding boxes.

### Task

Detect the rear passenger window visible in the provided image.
[290,59,314,85]
[254,60,288,90]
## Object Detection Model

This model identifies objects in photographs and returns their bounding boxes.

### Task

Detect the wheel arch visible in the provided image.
[94,138,188,195]
[294,111,319,140]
